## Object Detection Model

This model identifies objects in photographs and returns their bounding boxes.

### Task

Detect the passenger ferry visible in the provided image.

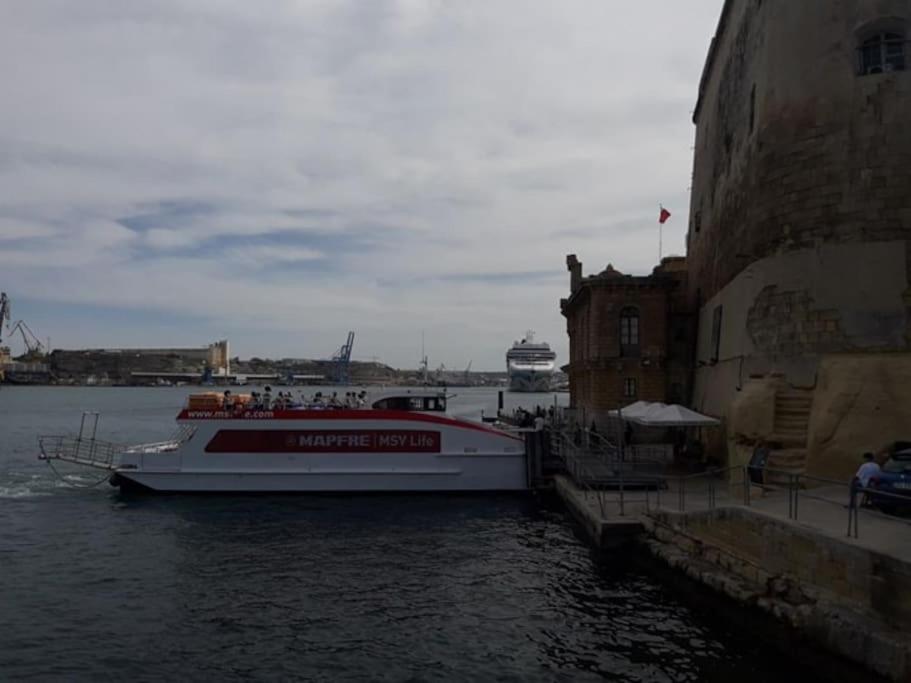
[38,391,529,493]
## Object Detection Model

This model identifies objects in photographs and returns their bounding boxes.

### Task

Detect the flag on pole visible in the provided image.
[659,206,671,224]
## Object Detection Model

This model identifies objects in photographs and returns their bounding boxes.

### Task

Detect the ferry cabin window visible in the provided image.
[624,378,638,398]
[619,307,640,357]
[859,33,906,74]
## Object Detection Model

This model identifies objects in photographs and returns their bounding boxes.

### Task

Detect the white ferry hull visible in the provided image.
[115,457,526,493]
[112,409,528,493]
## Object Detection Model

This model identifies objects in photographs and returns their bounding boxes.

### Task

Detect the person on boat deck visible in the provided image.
[313,392,323,406]
[223,390,234,413]
[263,386,272,409]
[329,392,340,407]
[250,391,260,409]
[357,391,367,408]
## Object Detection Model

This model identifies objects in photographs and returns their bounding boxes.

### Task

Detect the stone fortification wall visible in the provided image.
[687,0,911,470]
[689,0,911,308]
[50,349,209,382]
[647,507,911,680]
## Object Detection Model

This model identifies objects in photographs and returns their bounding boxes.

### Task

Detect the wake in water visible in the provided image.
[0,470,109,498]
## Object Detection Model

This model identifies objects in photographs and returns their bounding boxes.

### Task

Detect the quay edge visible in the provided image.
[550,475,911,681]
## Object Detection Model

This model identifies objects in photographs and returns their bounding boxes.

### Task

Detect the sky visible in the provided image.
[0,0,724,370]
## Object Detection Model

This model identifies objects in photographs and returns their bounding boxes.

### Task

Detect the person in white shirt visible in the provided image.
[854,452,881,506]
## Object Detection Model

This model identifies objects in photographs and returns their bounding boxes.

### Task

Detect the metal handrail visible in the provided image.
[38,435,123,469]
[551,431,609,518]
[649,464,911,540]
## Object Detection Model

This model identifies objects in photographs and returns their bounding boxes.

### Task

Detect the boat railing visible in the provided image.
[38,411,122,470]
[38,435,122,470]
[123,424,196,454]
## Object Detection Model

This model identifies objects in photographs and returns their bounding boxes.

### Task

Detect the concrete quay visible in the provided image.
[552,474,911,681]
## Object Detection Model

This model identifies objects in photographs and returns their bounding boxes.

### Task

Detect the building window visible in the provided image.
[710,305,723,363]
[859,32,906,75]
[619,307,640,357]
[624,378,638,398]
[694,210,702,234]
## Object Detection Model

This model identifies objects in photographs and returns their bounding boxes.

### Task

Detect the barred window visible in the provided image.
[624,378,638,398]
[859,32,906,75]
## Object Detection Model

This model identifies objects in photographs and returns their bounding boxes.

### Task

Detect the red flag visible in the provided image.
[659,207,671,224]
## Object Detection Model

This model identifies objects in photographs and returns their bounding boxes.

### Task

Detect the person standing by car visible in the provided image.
[853,452,881,507]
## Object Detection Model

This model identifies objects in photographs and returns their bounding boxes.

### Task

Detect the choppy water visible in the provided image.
[1,387,829,680]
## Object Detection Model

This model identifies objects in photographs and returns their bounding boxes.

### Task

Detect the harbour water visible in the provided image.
[2,387,818,680]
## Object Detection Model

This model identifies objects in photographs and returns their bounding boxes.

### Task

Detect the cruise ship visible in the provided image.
[506,332,556,392]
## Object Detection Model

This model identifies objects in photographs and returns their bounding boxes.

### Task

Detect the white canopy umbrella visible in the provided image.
[617,401,663,420]
[629,403,720,427]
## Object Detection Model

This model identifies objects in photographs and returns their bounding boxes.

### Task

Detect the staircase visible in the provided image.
[765,390,813,485]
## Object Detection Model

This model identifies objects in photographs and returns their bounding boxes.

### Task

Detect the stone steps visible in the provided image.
[772,389,814,449]
[765,448,808,484]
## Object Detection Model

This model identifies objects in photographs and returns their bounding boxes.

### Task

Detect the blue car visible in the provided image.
[869,449,911,513]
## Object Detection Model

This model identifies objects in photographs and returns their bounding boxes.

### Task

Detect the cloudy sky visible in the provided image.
[1,0,723,370]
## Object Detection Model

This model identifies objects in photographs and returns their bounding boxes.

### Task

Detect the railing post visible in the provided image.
[847,481,857,538]
[788,474,794,519]
[744,466,752,506]
[619,464,625,517]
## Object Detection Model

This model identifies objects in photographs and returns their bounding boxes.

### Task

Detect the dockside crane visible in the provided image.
[464,360,472,385]
[331,331,355,384]
[8,320,46,358]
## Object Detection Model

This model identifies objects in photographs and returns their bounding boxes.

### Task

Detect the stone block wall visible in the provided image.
[688,0,911,308]
[648,506,911,679]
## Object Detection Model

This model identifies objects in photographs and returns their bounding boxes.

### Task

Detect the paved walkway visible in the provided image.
[567,475,911,564]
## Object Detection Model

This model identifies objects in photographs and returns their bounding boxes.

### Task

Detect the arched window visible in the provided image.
[619,307,639,357]
[859,31,906,75]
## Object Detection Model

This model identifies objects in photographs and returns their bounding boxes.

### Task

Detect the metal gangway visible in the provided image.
[551,427,668,490]
[38,412,123,471]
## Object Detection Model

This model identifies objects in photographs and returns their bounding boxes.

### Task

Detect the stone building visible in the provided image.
[560,255,692,429]
[687,0,911,478]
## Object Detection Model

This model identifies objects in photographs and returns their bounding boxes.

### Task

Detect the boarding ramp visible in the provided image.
[551,428,667,490]
[38,412,122,471]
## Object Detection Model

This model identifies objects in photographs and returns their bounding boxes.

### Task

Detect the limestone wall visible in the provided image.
[690,240,909,467]
[806,354,911,479]
[647,506,911,680]
[689,0,911,306]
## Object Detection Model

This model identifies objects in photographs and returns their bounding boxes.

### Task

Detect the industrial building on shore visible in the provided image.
[563,0,911,480]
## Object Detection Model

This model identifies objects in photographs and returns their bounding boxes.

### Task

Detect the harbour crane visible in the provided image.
[8,320,46,358]
[464,360,472,385]
[331,331,355,384]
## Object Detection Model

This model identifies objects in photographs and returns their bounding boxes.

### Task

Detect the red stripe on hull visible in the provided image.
[177,409,523,441]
